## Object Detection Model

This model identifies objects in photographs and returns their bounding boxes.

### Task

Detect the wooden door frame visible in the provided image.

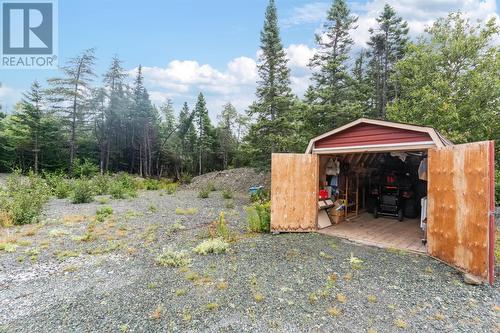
[488,141,495,285]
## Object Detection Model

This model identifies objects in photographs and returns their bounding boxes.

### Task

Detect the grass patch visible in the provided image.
[394,318,407,329]
[221,189,233,199]
[216,280,228,290]
[0,242,17,252]
[54,250,80,261]
[156,248,192,267]
[198,188,210,198]
[150,304,164,320]
[87,241,122,255]
[327,306,341,317]
[348,253,363,270]
[96,197,110,205]
[336,293,347,304]
[166,221,186,235]
[95,206,113,222]
[62,214,87,225]
[175,288,187,296]
[164,183,178,195]
[193,238,229,255]
[205,302,219,311]
[49,228,69,238]
[175,207,198,215]
[367,295,378,303]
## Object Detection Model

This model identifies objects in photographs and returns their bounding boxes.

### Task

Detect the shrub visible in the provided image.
[72,158,99,178]
[96,206,113,222]
[92,174,112,195]
[0,172,50,225]
[155,248,192,267]
[110,173,138,198]
[43,171,71,198]
[206,181,216,192]
[71,179,95,204]
[193,238,229,255]
[250,188,270,203]
[198,188,210,198]
[144,178,160,190]
[246,201,271,233]
[164,183,178,195]
[54,179,72,199]
[221,189,233,199]
[109,182,127,199]
[179,173,192,184]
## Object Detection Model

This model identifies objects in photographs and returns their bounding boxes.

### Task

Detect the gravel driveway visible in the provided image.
[0,188,498,332]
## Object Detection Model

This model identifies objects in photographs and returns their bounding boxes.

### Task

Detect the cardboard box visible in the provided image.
[330,213,345,224]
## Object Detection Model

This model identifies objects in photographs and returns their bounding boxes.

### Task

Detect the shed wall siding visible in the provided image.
[314,123,432,149]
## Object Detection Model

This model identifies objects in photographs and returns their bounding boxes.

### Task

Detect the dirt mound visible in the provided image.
[186,168,270,193]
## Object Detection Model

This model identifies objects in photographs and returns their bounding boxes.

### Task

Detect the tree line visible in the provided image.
[0,0,498,177]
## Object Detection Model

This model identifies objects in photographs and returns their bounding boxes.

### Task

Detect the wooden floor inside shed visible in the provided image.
[318,213,426,253]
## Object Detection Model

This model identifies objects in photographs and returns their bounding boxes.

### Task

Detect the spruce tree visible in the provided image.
[11,81,44,172]
[193,93,213,175]
[47,48,96,173]
[101,56,128,172]
[178,102,197,174]
[247,0,293,165]
[217,103,238,169]
[306,0,358,135]
[367,4,409,118]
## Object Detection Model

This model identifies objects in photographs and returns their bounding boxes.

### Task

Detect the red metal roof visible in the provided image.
[306,118,452,154]
[314,123,433,149]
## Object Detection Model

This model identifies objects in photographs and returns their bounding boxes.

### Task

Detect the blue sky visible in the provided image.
[1,0,499,119]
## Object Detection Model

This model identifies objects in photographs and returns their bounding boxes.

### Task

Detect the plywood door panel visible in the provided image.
[428,141,494,283]
[271,153,319,232]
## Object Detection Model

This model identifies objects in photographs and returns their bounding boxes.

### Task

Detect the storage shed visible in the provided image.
[271,118,496,284]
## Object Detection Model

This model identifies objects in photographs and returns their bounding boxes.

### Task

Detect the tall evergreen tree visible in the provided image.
[306,0,358,134]
[367,4,409,118]
[178,102,197,175]
[246,0,294,165]
[217,103,238,169]
[13,81,44,173]
[193,93,214,175]
[47,48,96,173]
[130,65,157,176]
[101,56,128,172]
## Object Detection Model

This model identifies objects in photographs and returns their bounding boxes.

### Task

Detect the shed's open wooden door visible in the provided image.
[428,141,495,284]
[271,153,319,232]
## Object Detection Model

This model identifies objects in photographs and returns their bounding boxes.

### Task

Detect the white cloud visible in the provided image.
[355,0,499,46]
[286,43,316,69]
[138,44,317,118]
[0,84,21,113]
[285,0,499,48]
[283,2,330,27]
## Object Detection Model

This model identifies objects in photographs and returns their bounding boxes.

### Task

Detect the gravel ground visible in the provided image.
[0,188,499,333]
[187,168,270,192]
